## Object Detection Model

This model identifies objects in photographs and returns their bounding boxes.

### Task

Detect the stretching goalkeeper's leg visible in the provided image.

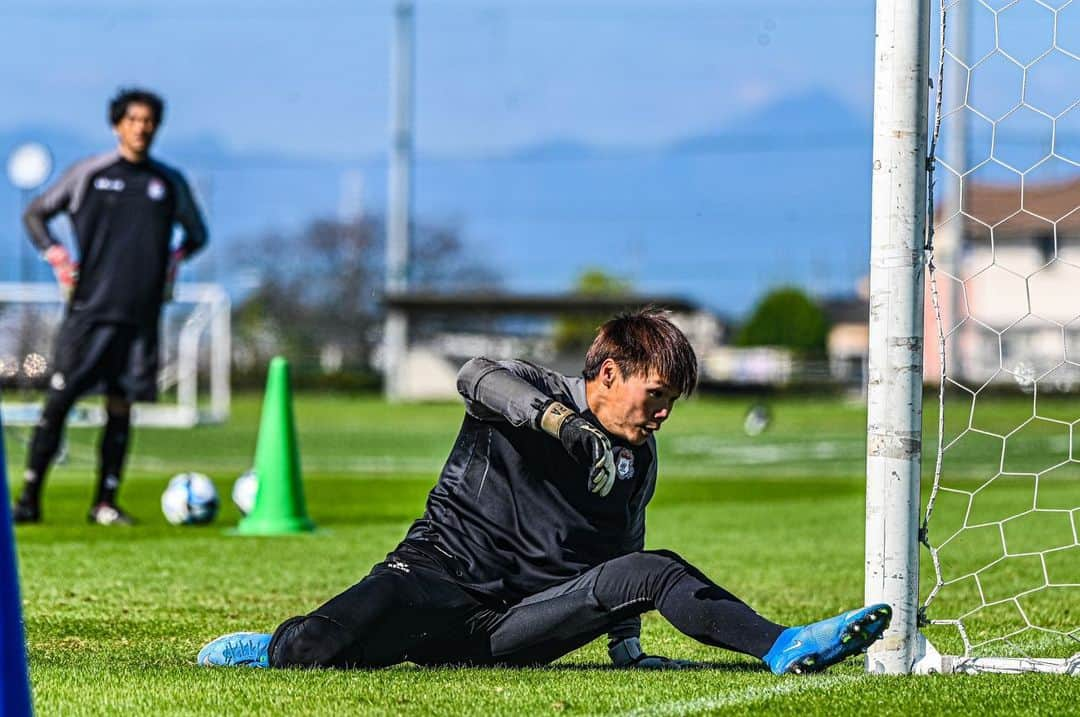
[199,546,888,674]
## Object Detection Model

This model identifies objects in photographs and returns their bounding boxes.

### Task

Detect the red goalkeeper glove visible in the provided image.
[44,244,78,299]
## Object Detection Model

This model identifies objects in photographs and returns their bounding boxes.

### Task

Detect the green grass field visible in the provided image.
[5,393,1079,715]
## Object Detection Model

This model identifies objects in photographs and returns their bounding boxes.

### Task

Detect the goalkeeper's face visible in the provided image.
[597,361,680,446]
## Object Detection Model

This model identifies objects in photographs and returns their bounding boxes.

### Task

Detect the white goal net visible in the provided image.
[0,282,230,428]
[919,0,1080,674]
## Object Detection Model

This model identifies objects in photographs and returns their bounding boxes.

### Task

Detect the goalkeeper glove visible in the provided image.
[539,400,615,497]
[608,637,695,670]
[44,244,78,300]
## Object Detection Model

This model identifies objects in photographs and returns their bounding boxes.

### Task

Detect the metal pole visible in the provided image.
[384,0,415,401]
[865,0,931,675]
[935,0,969,382]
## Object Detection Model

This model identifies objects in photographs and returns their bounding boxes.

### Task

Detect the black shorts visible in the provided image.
[50,315,159,402]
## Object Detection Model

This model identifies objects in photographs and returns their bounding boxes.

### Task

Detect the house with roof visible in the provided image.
[824,177,1080,391]
[926,177,1080,391]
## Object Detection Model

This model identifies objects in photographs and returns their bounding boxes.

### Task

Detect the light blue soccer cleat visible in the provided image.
[197,632,271,668]
[763,603,892,675]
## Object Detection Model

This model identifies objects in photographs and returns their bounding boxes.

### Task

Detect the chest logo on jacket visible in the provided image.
[615,447,635,481]
[94,177,125,192]
[147,178,166,201]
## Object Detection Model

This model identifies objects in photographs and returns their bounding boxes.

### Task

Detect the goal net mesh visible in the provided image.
[0,283,230,429]
[922,0,1080,662]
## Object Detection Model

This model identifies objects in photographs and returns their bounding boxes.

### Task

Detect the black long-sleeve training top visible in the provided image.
[405,357,658,641]
[23,151,207,326]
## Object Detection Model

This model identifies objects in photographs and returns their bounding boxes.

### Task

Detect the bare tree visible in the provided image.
[232,214,500,373]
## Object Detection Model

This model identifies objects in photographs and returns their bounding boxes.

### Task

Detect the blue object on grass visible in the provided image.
[764,603,892,675]
[197,632,271,668]
[1,395,34,715]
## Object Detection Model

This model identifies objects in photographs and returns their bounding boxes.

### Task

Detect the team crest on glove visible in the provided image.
[615,447,635,481]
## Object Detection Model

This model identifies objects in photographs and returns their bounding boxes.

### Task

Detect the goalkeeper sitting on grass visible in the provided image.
[200,309,890,674]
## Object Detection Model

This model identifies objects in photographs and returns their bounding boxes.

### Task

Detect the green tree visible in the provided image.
[552,269,631,354]
[735,287,829,356]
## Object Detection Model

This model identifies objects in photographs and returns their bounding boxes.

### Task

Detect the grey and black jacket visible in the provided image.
[24,150,207,325]
[405,357,658,644]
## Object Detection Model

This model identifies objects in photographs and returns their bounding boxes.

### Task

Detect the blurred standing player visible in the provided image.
[12,88,208,525]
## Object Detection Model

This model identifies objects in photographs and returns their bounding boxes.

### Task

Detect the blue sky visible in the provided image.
[0,0,877,157]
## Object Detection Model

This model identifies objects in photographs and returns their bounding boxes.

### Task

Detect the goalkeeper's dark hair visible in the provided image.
[583,308,698,397]
[109,88,165,126]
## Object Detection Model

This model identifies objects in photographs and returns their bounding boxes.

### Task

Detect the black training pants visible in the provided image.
[268,542,785,669]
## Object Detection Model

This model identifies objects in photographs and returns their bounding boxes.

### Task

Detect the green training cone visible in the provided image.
[235,357,315,535]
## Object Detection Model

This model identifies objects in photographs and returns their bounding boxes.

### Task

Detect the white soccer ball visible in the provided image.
[743,403,772,437]
[232,468,259,517]
[161,472,220,525]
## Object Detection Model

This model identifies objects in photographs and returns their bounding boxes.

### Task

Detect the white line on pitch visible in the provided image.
[614,674,857,717]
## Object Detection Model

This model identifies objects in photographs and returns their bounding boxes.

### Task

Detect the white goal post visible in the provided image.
[864,0,931,676]
[866,0,1080,676]
[0,282,230,428]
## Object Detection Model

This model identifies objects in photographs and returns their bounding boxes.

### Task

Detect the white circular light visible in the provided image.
[6,142,53,190]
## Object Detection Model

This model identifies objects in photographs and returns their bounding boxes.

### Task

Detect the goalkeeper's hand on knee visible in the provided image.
[538,400,615,497]
[608,637,694,670]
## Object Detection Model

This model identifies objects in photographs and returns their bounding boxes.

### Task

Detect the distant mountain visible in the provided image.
[725,89,868,135]
[2,88,869,173]
[492,89,872,161]
[504,138,618,162]
[672,89,870,154]
[0,88,876,314]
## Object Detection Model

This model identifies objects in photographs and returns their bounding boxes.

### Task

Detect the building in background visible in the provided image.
[381,292,722,400]
[822,178,1080,392]
[927,177,1080,391]
[824,288,870,389]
